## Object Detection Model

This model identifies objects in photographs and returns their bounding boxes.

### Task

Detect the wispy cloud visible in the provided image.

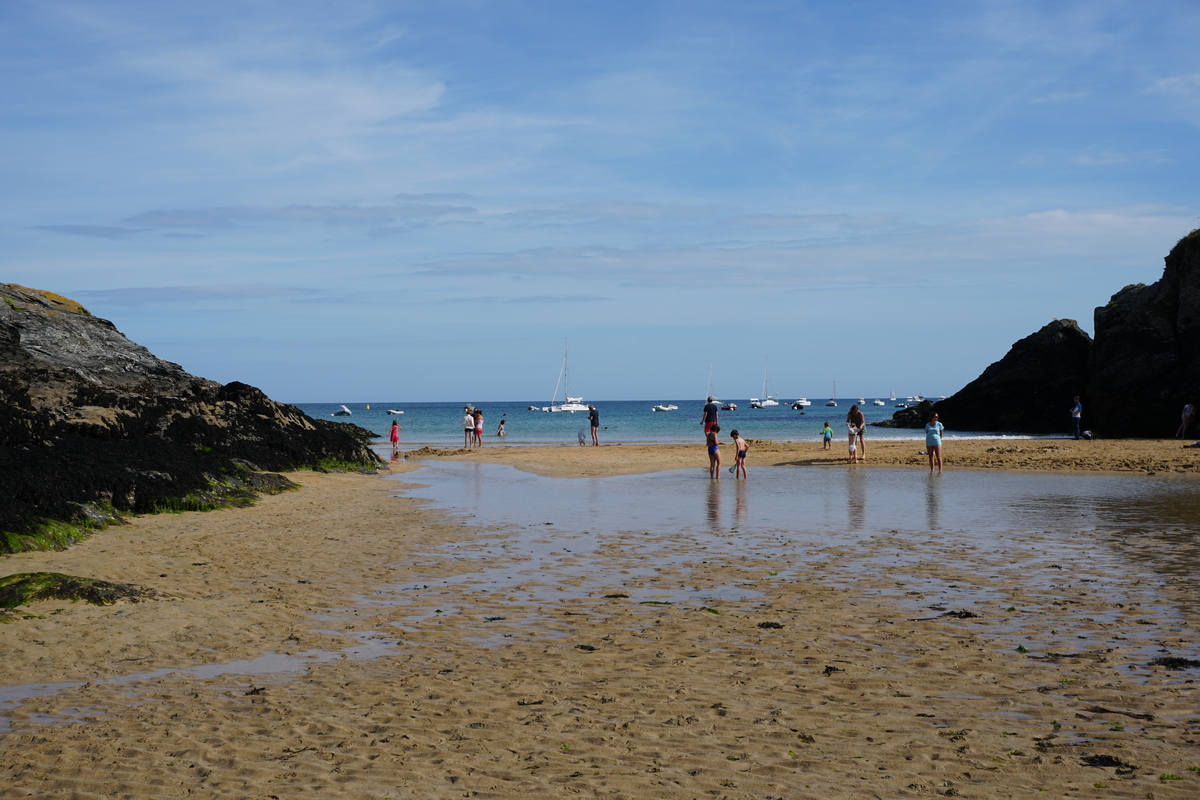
[72,284,325,306]
[33,225,141,239]
[123,203,476,230]
[1029,90,1090,104]
[1147,73,1200,96]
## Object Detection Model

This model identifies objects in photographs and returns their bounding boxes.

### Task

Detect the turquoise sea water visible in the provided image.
[296,399,1064,447]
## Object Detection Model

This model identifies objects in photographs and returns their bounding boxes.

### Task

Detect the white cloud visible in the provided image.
[72,284,325,306]
[1029,90,1090,104]
[1147,73,1200,96]
[123,203,475,230]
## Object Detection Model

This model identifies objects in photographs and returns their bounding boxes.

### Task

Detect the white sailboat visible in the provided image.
[825,382,838,407]
[888,389,896,401]
[749,358,779,408]
[542,340,589,412]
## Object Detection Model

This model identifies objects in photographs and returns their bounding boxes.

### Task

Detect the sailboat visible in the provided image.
[749,358,779,408]
[826,383,838,407]
[541,340,589,412]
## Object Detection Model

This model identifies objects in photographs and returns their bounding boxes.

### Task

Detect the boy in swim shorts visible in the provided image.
[822,421,833,450]
[728,429,748,478]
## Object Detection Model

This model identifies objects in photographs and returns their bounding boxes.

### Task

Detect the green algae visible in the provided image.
[1,519,92,555]
[0,572,158,609]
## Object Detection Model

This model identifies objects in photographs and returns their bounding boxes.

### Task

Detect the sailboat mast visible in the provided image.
[563,339,570,400]
[707,361,713,399]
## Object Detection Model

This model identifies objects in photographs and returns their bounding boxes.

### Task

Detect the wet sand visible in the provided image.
[2,446,1199,799]
[410,436,1200,477]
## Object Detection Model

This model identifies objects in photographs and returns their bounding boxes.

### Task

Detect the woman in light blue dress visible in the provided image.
[925,412,944,475]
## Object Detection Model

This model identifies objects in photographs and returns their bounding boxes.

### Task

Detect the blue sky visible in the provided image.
[3,1,1197,403]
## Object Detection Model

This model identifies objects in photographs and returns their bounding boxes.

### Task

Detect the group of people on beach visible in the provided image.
[702,398,944,477]
[702,397,748,479]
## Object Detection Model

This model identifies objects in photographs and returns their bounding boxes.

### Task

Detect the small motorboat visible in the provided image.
[652,404,679,412]
[386,409,404,415]
[721,402,737,411]
[792,398,812,407]
[872,399,886,406]
[332,405,352,417]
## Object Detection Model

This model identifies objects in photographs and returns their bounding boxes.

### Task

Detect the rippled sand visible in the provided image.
[1,445,1198,799]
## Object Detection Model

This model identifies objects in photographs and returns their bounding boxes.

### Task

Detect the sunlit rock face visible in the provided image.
[0,284,378,553]
[1087,230,1200,437]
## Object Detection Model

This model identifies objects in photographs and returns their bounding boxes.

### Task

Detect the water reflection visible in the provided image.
[735,480,747,529]
[925,475,943,530]
[847,469,866,530]
[705,479,721,530]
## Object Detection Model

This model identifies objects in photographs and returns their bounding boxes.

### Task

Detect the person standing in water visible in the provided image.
[496,418,507,437]
[389,419,402,460]
[588,404,600,446]
[846,404,866,460]
[702,396,719,434]
[463,407,475,448]
[728,429,749,478]
[706,423,722,478]
[925,412,945,474]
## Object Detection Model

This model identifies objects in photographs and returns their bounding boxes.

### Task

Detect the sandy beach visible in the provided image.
[2,442,1199,798]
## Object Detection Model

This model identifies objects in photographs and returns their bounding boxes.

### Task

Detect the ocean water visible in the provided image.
[295,399,1066,447]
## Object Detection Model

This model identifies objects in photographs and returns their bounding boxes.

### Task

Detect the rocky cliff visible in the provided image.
[875,228,1200,436]
[0,284,379,554]
[1087,229,1200,437]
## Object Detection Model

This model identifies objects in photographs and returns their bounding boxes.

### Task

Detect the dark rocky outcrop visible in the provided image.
[1086,229,1200,437]
[0,284,379,554]
[874,400,937,430]
[875,228,1200,437]
[874,320,1092,433]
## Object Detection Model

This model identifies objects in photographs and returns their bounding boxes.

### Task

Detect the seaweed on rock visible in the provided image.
[0,571,160,609]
